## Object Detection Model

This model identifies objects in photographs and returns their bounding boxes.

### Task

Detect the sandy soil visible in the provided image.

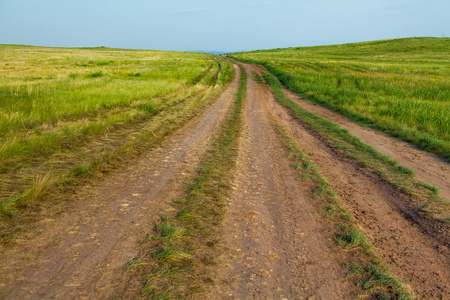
[0,66,240,299]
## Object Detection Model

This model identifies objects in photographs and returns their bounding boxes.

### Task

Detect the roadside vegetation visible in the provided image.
[229,37,450,161]
[130,66,246,299]
[0,45,234,240]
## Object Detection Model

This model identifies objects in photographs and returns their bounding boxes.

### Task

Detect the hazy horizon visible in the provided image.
[2,36,447,54]
[1,0,449,52]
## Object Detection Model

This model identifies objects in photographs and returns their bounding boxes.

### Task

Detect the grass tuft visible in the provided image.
[72,163,97,178]
[0,196,20,221]
[27,172,55,202]
[138,102,159,115]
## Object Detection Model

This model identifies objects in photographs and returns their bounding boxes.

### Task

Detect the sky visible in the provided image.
[0,0,449,52]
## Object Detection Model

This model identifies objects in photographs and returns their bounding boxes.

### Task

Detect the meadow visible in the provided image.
[229,37,450,160]
[0,45,233,227]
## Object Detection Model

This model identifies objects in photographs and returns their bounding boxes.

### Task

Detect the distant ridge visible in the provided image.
[189,50,227,55]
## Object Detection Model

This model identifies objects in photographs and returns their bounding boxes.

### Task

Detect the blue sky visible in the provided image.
[0,0,449,52]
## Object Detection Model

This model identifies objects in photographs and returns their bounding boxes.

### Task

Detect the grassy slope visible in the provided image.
[0,45,222,137]
[229,37,450,161]
[0,45,234,235]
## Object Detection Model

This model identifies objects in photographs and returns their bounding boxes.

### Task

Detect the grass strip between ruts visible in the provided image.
[262,70,449,221]
[130,65,247,299]
[273,122,412,299]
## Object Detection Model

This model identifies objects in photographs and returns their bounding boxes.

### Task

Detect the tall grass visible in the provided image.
[0,46,213,135]
[230,37,450,160]
[0,46,227,159]
[0,45,234,229]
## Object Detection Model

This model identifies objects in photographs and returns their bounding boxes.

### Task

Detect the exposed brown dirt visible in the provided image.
[213,66,356,299]
[0,66,240,299]
[283,88,450,201]
[246,64,450,298]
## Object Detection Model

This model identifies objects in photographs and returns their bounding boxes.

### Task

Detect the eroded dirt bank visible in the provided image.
[0,66,240,299]
[214,66,355,299]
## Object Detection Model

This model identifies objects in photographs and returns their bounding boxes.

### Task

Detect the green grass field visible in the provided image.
[0,45,234,226]
[229,37,450,160]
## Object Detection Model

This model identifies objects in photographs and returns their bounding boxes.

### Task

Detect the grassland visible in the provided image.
[229,37,450,161]
[0,45,234,234]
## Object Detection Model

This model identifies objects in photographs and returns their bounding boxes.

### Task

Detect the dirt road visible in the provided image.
[248,63,450,298]
[214,66,354,299]
[0,66,240,299]
[1,63,449,299]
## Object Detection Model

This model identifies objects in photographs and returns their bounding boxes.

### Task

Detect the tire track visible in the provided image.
[255,64,450,298]
[215,65,354,299]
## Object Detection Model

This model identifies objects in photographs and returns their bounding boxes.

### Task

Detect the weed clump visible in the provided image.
[86,71,103,78]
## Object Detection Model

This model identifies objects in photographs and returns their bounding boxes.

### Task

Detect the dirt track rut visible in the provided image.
[214,66,354,299]
[0,66,240,299]
[214,64,449,299]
